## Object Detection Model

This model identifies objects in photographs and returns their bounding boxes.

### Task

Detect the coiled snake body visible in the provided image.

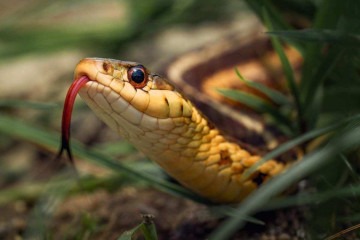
[60,37,300,203]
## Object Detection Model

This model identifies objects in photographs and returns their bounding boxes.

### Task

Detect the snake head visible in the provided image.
[58,58,194,163]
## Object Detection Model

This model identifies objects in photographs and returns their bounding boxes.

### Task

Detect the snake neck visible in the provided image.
[80,84,285,203]
[142,107,286,203]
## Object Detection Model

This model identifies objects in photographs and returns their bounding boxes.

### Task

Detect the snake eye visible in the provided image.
[127,65,148,88]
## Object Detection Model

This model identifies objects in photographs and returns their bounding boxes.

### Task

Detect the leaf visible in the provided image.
[118,215,158,240]
[118,224,142,240]
[140,215,158,240]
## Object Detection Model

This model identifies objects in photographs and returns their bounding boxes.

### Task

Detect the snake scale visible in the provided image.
[60,38,299,203]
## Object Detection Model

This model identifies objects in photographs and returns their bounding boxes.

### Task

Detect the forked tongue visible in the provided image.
[57,76,89,163]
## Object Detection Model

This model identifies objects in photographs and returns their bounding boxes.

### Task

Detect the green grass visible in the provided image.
[0,0,359,239]
[118,214,158,240]
[215,0,360,239]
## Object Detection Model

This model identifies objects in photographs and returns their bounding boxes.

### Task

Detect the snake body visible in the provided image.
[69,58,289,203]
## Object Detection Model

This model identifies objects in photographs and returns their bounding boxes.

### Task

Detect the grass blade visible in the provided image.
[0,100,59,110]
[271,0,316,19]
[213,182,360,214]
[340,154,360,183]
[0,114,210,204]
[299,0,346,126]
[241,114,360,180]
[302,49,344,129]
[234,68,290,106]
[263,183,360,211]
[24,172,76,239]
[209,125,360,240]
[0,174,127,206]
[217,88,293,134]
[322,87,360,113]
[263,8,303,133]
[244,0,304,54]
[268,29,360,46]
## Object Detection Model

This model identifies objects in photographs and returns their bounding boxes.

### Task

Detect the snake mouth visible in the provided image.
[57,58,108,162]
[57,57,130,163]
[57,58,190,163]
[57,75,90,163]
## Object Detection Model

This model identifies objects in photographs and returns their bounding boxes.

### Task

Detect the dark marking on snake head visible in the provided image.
[218,150,232,166]
[164,97,169,107]
[252,172,267,186]
[153,75,174,90]
[180,103,184,115]
[102,62,114,74]
[207,120,216,130]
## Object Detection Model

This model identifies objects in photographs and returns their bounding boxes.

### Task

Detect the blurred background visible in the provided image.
[0,1,263,239]
[0,0,359,239]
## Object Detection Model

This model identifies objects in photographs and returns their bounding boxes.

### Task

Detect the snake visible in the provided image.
[59,36,300,203]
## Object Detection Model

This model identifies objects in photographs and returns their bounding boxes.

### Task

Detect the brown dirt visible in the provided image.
[0,183,306,240]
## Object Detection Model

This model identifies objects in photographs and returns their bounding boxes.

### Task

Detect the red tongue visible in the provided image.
[57,75,89,162]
